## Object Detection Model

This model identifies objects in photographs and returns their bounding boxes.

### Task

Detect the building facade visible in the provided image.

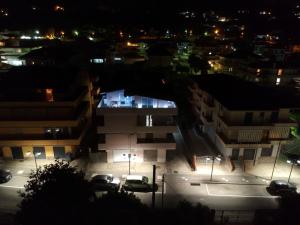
[0,67,93,160]
[188,76,298,165]
[97,90,177,163]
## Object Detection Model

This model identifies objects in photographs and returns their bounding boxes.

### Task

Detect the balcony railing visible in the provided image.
[218,115,295,127]
[137,137,175,143]
[0,132,81,141]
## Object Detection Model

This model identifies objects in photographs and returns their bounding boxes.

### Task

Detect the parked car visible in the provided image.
[90,174,120,192]
[0,169,12,183]
[122,175,158,192]
[267,180,297,196]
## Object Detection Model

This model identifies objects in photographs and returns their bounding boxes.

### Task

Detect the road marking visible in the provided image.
[205,184,278,198]
[0,185,25,189]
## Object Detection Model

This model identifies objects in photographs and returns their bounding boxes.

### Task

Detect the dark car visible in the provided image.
[122,175,158,192]
[0,169,12,183]
[267,180,297,196]
[90,174,120,192]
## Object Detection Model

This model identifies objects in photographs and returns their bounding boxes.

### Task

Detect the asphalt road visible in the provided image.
[0,175,27,213]
[0,173,280,215]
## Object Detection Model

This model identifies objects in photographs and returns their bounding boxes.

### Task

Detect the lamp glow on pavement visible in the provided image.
[17,170,24,174]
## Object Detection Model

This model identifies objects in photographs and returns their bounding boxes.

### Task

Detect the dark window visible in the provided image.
[98,134,106,143]
[144,150,157,162]
[11,146,24,159]
[244,112,253,125]
[231,148,240,160]
[270,112,279,123]
[33,147,46,159]
[145,133,153,139]
[244,149,255,160]
[261,148,272,157]
[98,115,104,126]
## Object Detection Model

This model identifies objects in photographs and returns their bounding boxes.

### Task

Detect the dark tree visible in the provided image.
[188,54,210,75]
[17,160,93,225]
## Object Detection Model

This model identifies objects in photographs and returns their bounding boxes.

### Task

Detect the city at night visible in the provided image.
[0,0,300,225]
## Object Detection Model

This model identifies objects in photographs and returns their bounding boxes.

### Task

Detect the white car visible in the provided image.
[122,175,158,192]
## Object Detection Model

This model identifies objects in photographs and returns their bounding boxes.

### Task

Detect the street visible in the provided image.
[0,175,27,213]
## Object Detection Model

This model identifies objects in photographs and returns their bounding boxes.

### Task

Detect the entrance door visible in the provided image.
[244,149,255,160]
[33,147,46,159]
[53,147,66,159]
[11,147,24,159]
[231,148,239,160]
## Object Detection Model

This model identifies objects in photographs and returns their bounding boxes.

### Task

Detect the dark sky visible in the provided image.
[0,0,297,10]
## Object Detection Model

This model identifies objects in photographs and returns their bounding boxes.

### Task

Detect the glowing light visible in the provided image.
[214,29,219,35]
[127,42,138,47]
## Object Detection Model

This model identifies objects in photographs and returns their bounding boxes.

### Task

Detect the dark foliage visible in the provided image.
[16,160,92,225]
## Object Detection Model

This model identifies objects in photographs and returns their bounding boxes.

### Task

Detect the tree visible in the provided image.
[17,160,93,225]
[188,54,210,75]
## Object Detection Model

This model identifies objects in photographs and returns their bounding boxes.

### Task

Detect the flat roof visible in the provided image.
[193,74,300,110]
[98,89,176,109]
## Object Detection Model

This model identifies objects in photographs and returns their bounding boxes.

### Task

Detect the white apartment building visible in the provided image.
[96,90,177,163]
[189,75,298,165]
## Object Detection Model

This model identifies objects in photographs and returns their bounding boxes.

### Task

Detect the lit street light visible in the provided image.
[286,158,300,183]
[26,151,41,171]
[206,155,222,181]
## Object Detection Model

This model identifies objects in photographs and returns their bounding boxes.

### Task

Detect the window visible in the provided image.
[146,115,153,127]
[244,112,253,125]
[270,111,279,123]
[277,69,283,76]
[276,77,281,85]
[261,148,272,157]
[98,115,104,126]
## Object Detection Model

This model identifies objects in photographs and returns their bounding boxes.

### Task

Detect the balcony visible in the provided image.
[0,132,82,141]
[137,137,175,143]
[218,115,296,127]
[216,132,271,146]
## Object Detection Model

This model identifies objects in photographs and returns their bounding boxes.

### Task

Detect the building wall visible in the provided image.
[1,145,75,159]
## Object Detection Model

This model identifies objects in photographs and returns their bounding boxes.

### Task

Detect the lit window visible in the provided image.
[90,58,104,64]
[276,78,281,85]
[45,89,54,102]
[146,115,153,127]
[277,69,283,76]
[256,68,261,76]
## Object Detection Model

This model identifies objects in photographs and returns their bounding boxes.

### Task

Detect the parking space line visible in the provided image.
[0,185,25,189]
[205,184,278,198]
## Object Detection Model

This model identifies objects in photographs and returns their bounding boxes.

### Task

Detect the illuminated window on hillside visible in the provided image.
[45,89,54,102]
[277,69,283,76]
[256,68,261,76]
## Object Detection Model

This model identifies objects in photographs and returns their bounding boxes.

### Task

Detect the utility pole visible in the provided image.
[152,165,156,209]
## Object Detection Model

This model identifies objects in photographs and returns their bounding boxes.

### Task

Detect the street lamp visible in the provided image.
[27,151,41,171]
[207,155,222,181]
[287,159,299,183]
[33,152,41,171]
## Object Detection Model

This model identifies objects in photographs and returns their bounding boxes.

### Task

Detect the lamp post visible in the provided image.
[271,141,281,180]
[207,155,222,181]
[33,152,41,171]
[128,153,131,175]
[287,159,300,183]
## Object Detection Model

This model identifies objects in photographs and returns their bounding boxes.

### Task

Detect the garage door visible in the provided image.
[53,147,66,159]
[33,147,46,159]
[144,150,157,162]
[244,149,255,160]
[11,147,24,159]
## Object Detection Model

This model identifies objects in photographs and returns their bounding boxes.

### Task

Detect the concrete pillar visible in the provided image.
[107,150,113,163]
[157,149,166,163]
[240,148,244,157]
[254,148,262,165]
[272,144,279,157]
